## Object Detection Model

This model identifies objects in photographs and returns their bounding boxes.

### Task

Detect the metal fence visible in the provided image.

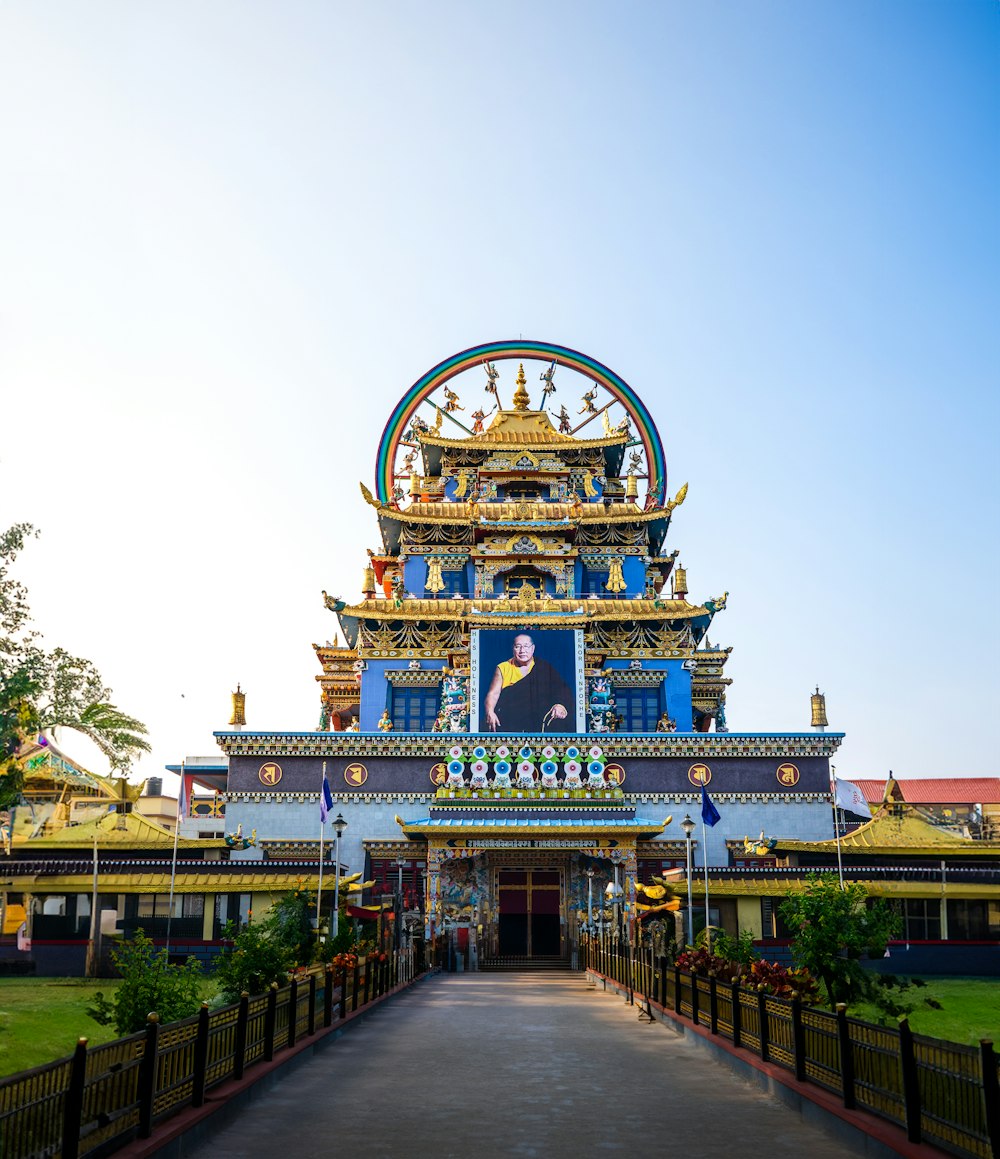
[0,947,420,1159]
[584,935,1000,1159]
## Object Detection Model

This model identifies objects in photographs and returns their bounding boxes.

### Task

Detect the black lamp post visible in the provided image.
[332,813,347,937]
[681,813,695,944]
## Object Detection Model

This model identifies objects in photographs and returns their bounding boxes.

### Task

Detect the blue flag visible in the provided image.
[701,784,721,828]
[320,770,334,824]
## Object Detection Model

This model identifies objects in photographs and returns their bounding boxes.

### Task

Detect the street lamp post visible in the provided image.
[585,866,596,934]
[681,814,695,946]
[395,856,407,950]
[332,813,347,938]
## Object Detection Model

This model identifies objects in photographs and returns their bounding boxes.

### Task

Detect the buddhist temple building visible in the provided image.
[215,341,848,965]
[3,342,996,976]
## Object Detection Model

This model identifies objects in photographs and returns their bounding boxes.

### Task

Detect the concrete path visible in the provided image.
[188,972,860,1158]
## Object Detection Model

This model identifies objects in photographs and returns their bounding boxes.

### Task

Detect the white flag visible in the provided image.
[834,778,872,818]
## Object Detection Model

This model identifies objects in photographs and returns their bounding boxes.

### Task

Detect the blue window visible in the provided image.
[583,570,609,595]
[615,688,660,733]
[391,688,440,732]
[441,570,466,597]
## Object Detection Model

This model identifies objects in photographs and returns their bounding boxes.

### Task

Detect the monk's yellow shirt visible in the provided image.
[497,659,534,688]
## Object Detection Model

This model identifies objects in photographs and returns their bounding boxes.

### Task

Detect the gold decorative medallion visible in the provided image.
[605,763,626,786]
[258,762,282,787]
[687,763,711,786]
[430,763,447,786]
[344,763,368,787]
[776,763,800,786]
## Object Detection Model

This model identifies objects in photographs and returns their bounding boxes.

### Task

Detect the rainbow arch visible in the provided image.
[375,340,667,505]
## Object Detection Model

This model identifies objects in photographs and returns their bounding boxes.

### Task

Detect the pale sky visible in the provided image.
[1,1,997,789]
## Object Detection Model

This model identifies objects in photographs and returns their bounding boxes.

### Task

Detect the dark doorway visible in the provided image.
[497,869,562,958]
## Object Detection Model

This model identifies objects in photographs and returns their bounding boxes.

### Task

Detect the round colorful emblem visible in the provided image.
[565,745,581,760]
[344,763,368,787]
[687,763,712,787]
[258,762,282,787]
[448,745,464,760]
[495,745,510,760]
[564,759,582,776]
[430,763,448,786]
[605,763,625,786]
[494,759,512,776]
[541,744,557,760]
[540,760,559,777]
[471,759,489,776]
[588,745,604,760]
[472,745,488,760]
[776,763,800,786]
[447,759,465,776]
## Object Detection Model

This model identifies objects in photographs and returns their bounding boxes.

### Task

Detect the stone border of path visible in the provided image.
[112,971,433,1159]
[589,970,952,1159]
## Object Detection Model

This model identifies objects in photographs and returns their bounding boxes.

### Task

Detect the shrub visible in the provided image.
[87,930,203,1034]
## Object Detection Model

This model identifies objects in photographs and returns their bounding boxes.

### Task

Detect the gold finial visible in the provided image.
[810,686,829,730]
[362,565,376,598]
[229,684,246,729]
[625,473,638,501]
[512,363,530,411]
[672,565,688,598]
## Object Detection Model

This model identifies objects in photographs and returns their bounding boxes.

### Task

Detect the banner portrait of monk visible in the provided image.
[482,632,575,733]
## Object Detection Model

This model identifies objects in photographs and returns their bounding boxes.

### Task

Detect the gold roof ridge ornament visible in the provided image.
[512,363,531,411]
[810,687,828,731]
[229,684,246,729]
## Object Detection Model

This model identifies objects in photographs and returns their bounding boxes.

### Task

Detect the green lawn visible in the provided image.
[0,979,126,1076]
[849,976,1000,1046]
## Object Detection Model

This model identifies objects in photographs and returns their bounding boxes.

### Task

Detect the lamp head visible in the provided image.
[333,813,348,838]
[681,814,695,837]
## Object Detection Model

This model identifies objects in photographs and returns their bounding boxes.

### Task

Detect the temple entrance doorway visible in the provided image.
[497,868,562,958]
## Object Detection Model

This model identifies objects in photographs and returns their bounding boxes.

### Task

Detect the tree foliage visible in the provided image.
[1,523,150,808]
[213,889,319,1003]
[779,873,902,1009]
[87,930,203,1035]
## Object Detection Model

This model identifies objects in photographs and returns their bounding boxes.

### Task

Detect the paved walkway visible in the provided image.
[187,973,860,1158]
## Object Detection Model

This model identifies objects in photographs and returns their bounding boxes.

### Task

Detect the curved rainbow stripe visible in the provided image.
[375,340,667,505]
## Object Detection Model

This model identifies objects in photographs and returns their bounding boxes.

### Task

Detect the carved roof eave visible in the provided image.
[331,596,716,623]
[362,488,675,530]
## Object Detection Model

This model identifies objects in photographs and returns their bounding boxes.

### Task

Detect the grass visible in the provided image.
[0,979,126,1076]
[849,976,1000,1046]
[0,977,218,1077]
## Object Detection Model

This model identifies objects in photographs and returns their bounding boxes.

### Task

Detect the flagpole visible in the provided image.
[831,766,844,889]
[316,762,326,928]
[165,759,184,958]
[702,812,711,947]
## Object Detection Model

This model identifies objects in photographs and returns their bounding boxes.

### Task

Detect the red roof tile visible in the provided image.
[896,778,1000,805]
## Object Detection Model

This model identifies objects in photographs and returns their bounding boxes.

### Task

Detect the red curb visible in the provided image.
[589,971,954,1159]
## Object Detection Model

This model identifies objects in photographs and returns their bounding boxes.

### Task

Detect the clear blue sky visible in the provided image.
[1,1,997,785]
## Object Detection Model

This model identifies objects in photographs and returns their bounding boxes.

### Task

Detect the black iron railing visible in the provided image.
[583,934,1000,1159]
[0,946,422,1159]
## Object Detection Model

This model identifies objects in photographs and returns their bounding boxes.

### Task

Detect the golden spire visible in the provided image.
[229,684,246,729]
[672,564,688,599]
[810,686,829,730]
[512,363,530,411]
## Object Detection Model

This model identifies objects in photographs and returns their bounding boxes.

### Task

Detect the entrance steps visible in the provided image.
[478,956,572,972]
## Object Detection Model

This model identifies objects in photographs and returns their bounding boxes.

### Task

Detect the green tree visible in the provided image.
[1,524,150,808]
[266,887,316,967]
[213,919,295,1003]
[87,930,203,1034]
[780,874,901,1009]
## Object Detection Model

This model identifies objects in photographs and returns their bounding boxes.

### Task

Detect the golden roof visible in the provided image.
[416,408,627,450]
[361,484,669,526]
[10,806,218,850]
[777,803,1000,857]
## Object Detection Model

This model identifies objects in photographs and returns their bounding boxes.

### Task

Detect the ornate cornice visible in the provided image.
[215,731,844,758]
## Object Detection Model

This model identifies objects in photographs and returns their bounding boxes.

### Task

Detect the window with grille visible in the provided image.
[615,687,660,733]
[391,687,441,732]
[901,899,941,940]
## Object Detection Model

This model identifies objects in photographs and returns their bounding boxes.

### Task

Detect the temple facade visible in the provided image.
[217,340,843,963]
